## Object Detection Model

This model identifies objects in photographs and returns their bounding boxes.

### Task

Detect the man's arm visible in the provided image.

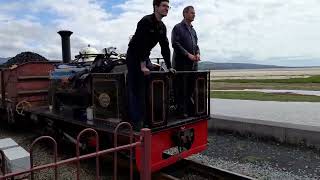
[131,17,152,75]
[133,17,150,62]
[159,25,172,69]
[196,45,200,55]
[195,30,200,55]
[171,25,188,56]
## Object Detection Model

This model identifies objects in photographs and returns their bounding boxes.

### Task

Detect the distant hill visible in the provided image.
[198,61,286,70]
[0,57,287,70]
[0,57,9,64]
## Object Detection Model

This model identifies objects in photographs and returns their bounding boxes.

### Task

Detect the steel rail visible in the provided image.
[155,154,256,180]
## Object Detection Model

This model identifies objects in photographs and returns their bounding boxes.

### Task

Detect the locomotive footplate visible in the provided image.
[27,106,138,135]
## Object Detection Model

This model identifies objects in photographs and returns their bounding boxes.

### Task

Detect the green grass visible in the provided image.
[211,75,320,90]
[212,82,320,91]
[210,75,320,101]
[211,91,320,102]
[213,75,320,83]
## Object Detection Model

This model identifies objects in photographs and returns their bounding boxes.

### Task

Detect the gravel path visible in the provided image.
[189,132,320,180]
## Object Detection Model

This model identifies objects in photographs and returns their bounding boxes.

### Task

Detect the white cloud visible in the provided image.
[0,0,320,66]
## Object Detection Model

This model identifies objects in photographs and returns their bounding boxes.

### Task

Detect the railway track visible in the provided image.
[154,154,255,180]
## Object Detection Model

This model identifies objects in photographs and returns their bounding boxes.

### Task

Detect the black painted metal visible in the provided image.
[147,73,169,128]
[28,71,210,132]
[58,30,73,63]
[92,73,126,121]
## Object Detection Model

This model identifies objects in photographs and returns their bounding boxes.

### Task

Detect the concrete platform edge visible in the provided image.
[209,114,320,149]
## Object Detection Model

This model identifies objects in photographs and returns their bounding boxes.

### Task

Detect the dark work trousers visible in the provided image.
[126,49,148,127]
[174,64,196,116]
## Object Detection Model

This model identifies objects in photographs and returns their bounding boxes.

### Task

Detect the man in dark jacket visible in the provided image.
[171,6,200,117]
[126,0,175,129]
[172,6,200,71]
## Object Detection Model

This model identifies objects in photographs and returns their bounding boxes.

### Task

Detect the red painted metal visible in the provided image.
[76,128,100,180]
[17,95,47,103]
[16,62,54,77]
[136,119,208,172]
[16,80,49,92]
[0,125,153,180]
[114,122,134,180]
[0,62,55,112]
[30,136,58,180]
[140,128,152,180]
[0,70,5,108]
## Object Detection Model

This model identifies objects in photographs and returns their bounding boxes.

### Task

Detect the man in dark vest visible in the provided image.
[171,6,200,117]
[126,0,175,129]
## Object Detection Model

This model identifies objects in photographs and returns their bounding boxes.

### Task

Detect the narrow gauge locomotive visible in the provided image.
[0,31,210,172]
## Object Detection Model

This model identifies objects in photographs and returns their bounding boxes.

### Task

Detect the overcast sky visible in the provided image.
[0,0,319,66]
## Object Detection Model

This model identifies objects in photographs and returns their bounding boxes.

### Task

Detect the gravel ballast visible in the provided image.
[188,132,320,180]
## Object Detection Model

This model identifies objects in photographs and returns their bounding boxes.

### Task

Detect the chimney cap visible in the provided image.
[58,30,73,36]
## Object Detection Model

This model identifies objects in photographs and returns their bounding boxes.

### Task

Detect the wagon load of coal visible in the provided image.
[3,52,48,67]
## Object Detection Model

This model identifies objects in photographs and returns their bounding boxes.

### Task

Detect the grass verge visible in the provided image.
[211,91,320,102]
[213,75,320,83]
[211,82,320,90]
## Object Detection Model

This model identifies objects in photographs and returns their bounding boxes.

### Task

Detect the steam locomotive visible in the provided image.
[0,31,210,172]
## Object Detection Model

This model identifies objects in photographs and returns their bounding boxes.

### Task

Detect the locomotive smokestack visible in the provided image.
[58,30,73,63]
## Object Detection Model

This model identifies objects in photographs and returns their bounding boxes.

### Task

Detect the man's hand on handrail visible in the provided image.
[168,68,176,74]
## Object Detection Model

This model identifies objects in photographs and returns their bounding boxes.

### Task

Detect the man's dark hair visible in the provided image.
[183,6,194,17]
[153,0,169,11]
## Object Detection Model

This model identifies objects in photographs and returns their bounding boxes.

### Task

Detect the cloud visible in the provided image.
[0,0,320,66]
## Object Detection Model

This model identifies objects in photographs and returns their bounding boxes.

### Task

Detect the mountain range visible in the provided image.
[0,57,290,70]
[0,57,9,64]
[198,61,286,70]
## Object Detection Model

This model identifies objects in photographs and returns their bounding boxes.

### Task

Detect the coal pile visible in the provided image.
[4,52,48,67]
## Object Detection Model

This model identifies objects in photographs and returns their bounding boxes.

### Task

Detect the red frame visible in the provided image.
[135,119,208,172]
